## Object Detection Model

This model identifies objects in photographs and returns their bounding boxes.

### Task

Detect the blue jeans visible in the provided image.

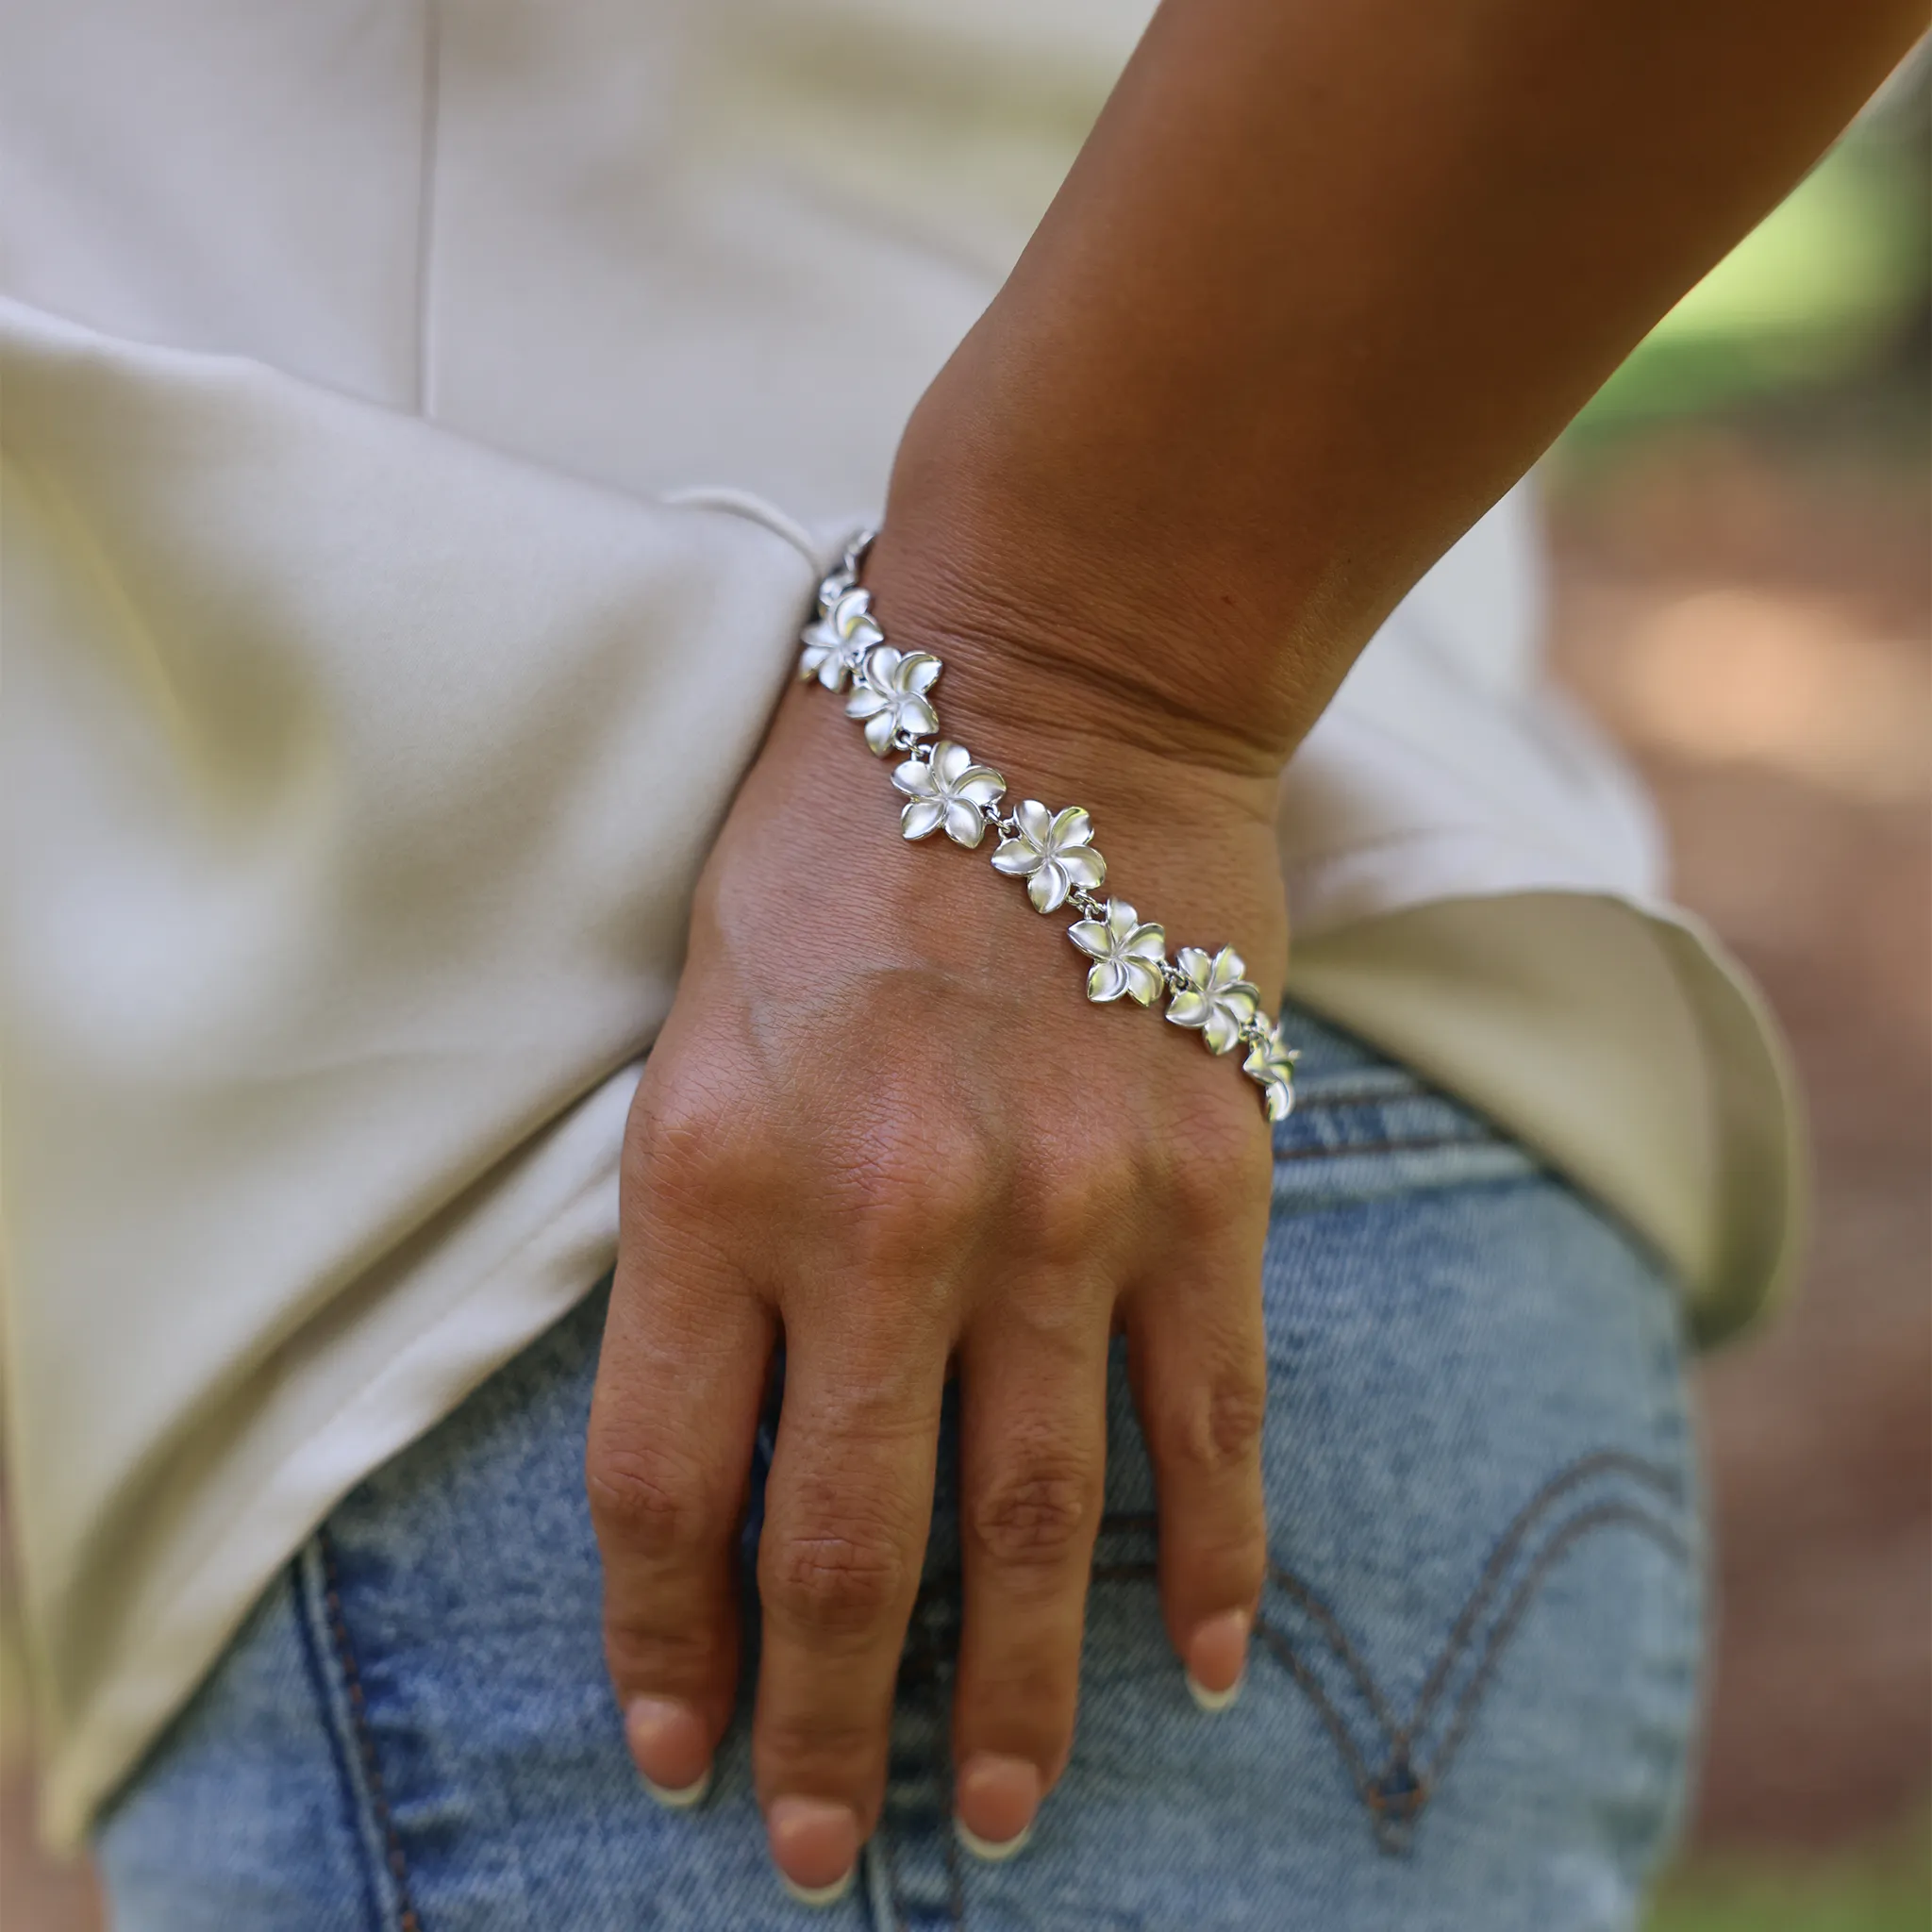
[96,1006,1704,1929]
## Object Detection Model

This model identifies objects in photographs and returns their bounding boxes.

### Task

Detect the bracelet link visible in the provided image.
[798,529,1293,1121]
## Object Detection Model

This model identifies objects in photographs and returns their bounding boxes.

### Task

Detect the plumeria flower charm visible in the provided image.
[1242,1022,1299,1121]
[797,528,1297,1118]
[1165,945,1261,1054]
[815,565,856,616]
[845,644,942,754]
[891,741,1006,847]
[991,801,1108,914]
[798,587,885,691]
[1068,899,1168,1006]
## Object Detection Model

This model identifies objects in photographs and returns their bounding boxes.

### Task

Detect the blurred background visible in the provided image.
[3,56,1926,1932]
[1553,53,1930,1930]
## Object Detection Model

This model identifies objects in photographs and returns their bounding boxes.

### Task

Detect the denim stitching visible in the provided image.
[1253,1618,1388,1818]
[289,1556,389,1932]
[1263,1565,1402,1740]
[1405,1450,1682,1743]
[1255,1451,1690,1854]
[316,1527,425,1931]
[924,1469,1687,1870]
[1426,1500,1692,1794]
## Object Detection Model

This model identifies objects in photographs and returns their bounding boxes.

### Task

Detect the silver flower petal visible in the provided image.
[1121,958,1167,1005]
[892,755,940,799]
[1069,900,1168,1007]
[1015,798,1055,847]
[1029,859,1074,913]
[798,588,884,690]
[1243,1023,1299,1122]
[846,646,944,756]
[1203,1000,1247,1056]
[943,799,985,845]
[990,797,1108,913]
[1164,985,1210,1026]
[1166,944,1262,1055]
[796,617,844,688]
[1048,806,1094,849]
[899,796,946,841]
[1058,847,1107,891]
[891,741,1005,846]
[829,587,874,635]
[935,741,1006,806]
[1074,918,1161,998]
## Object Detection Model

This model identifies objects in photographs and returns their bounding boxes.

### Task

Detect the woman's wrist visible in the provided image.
[814,523,1288,852]
[762,535,1296,1115]
[755,631,1288,983]
[868,429,1350,783]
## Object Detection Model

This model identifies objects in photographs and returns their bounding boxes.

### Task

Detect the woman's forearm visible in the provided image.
[874,0,1923,767]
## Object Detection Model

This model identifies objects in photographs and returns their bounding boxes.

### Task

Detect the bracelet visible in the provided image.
[798,531,1296,1122]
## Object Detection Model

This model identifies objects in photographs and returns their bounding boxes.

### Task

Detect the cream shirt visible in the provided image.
[0,0,1797,1849]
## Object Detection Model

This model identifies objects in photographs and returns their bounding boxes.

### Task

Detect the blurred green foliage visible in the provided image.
[1646,1823,1931,1932]
[1574,53,1929,431]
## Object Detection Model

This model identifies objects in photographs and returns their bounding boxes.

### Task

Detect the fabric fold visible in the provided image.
[2,299,818,1845]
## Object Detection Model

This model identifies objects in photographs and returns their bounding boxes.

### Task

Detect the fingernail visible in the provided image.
[768,1794,860,1906]
[779,1869,857,1908]
[641,1765,712,1809]
[1185,1608,1252,1712]
[625,1697,711,1806]
[954,1752,1041,1861]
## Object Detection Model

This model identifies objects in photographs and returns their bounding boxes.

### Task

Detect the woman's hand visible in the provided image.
[616,0,1917,1877]
[586,559,1290,1898]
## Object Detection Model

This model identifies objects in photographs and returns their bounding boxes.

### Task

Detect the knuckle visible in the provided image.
[1014,1124,1140,1268]
[758,1706,880,1771]
[761,1525,910,1637]
[815,1049,1017,1242]
[625,1074,751,1216]
[843,1109,999,1262]
[1018,1159,1115,1273]
[603,1616,718,1692]
[970,1450,1098,1573]
[1184,1514,1271,1592]
[963,1653,1079,1740]
[1166,1104,1266,1230]
[585,1441,712,1559]
[1161,1367,1268,1479]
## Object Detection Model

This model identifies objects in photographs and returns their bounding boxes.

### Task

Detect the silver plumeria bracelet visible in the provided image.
[798,531,1297,1122]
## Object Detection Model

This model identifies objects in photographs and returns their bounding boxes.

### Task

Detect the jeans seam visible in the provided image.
[1403,1451,1683,1743]
[1424,1499,1693,1795]
[289,1555,389,1932]
[300,1528,425,1932]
